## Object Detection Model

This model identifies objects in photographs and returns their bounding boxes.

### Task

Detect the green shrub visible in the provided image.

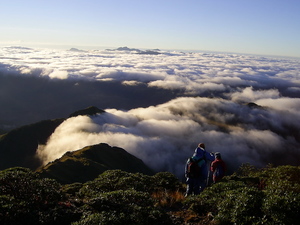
[152,172,185,192]
[79,170,184,199]
[235,163,259,177]
[0,167,81,224]
[1,165,299,224]
[62,182,83,196]
[262,165,300,187]
[215,186,263,225]
[262,190,300,225]
[262,175,300,225]
[184,181,249,216]
[75,190,172,225]
[79,170,152,198]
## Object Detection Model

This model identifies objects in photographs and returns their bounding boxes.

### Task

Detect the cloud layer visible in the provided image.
[1,46,300,176]
[1,47,299,97]
[37,97,300,177]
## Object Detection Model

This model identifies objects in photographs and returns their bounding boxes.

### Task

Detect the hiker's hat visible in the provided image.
[215,152,221,157]
[198,143,205,149]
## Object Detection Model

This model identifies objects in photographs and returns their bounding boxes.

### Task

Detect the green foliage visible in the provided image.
[152,172,185,192]
[62,182,83,196]
[260,165,300,224]
[262,188,300,224]
[73,210,170,225]
[216,186,263,225]
[74,190,172,225]
[75,170,181,224]
[0,167,81,225]
[234,162,259,177]
[183,180,247,215]
[0,167,61,208]
[184,165,300,225]
[0,165,299,224]
[79,170,184,198]
[262,165,300,187]
[79,170,152,198]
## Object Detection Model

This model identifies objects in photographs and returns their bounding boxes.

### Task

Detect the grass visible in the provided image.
[152,190,185,208]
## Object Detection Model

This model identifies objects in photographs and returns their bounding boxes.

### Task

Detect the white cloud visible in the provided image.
[49,70,69,79]
[37,97,300,177]
[230,87,280,103]
[1,46,299,96]
[287,87,300,93]
[1,46,300,176]
[256,97,300,114]
[148,76,189,90]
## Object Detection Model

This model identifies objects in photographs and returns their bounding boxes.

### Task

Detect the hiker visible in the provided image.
[185,143,215,196]
[211,152,227,183]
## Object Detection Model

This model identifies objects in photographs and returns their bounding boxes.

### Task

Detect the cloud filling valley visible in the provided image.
[1,46,299,176]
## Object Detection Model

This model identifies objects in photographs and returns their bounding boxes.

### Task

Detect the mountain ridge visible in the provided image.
[0,106,105,170]
[37,143,154,184]
[0,118,65,170]
[0,106,154,184]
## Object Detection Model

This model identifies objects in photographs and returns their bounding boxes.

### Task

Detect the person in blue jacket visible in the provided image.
[185,143,215,196]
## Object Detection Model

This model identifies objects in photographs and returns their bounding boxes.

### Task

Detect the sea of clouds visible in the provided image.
[1,46,299,177]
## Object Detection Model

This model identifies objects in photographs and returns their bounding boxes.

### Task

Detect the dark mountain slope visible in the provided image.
[37,143,154,184]
[0,118,64,170]
[0,106,106,170]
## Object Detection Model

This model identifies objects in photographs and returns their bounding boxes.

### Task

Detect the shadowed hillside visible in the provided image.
[0,118,64,170]
[0,106,105,171]
[37,143,154,184]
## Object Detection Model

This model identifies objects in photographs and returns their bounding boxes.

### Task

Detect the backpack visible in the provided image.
[187,157,203,178]
[214,162,225,178]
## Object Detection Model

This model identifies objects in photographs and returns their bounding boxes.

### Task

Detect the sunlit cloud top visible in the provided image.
[1,46,299,99]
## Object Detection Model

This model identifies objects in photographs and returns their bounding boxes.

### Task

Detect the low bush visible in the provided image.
[0,167,81,224]
[184,165,300,225]
[74,190,172,225]
[79,170,184,199]
[261,167,300,225]
[78,170,152,198]
[183,180,249,216]
[0,165,299,224]
[152,172,185,192]
[216,186,263,225]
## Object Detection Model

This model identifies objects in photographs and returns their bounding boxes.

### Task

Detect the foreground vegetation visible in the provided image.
[0,164,299,224]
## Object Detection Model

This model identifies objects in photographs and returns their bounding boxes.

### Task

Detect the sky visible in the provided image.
[1,0,300,57]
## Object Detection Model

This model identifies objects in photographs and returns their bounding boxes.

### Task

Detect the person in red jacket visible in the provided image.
[211,152,227,183]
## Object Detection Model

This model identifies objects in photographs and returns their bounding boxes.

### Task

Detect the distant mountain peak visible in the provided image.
[116,46,141,52]
[69,106,105,117]
[246,102,263,109]
[136,50,161,55]
[106,46,161,55]
[68,48,87,52]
